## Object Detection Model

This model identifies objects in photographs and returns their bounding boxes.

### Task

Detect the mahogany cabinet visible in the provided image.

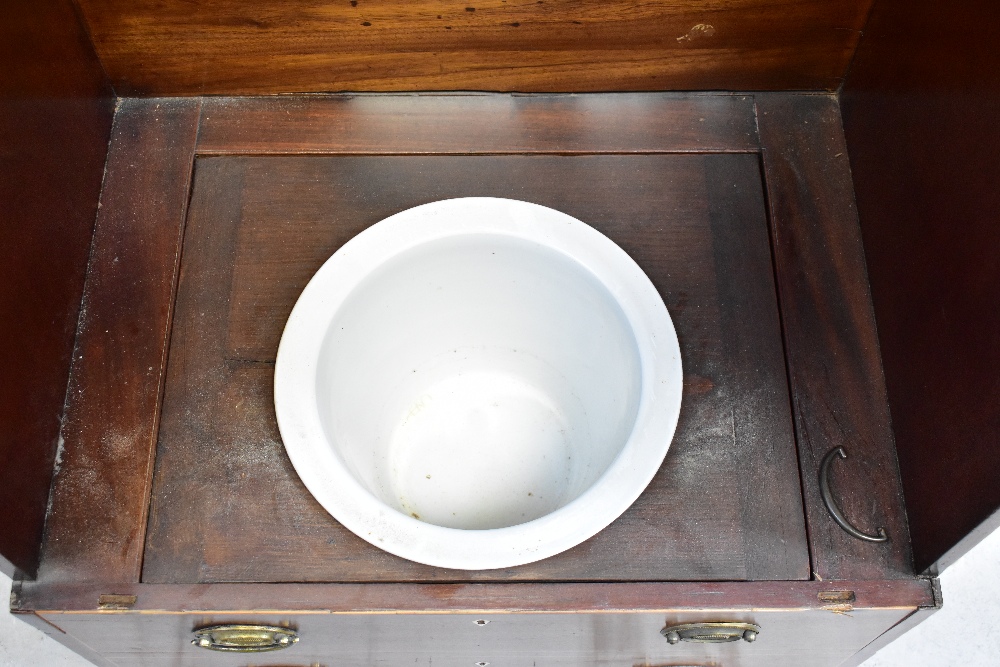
[4,1,998,666]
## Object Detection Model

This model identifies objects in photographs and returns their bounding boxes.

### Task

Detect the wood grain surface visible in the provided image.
[142,150,808,583]
[756,93,912,580]
[73,0,872,95]
[197,93,759,155]
[0,0,114,578]
[841,0,1000,576]
[36,99,201,584]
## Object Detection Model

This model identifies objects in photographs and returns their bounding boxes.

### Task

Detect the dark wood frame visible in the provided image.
[14,579,936,614]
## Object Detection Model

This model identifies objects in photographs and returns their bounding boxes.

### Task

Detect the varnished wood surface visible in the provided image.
[15,580,933,667]
[37,99,202,584]
[74,0,872,95]
[756,93,912,581]
[841,0,1000,576]
[197,94,759,155]
[0,0,114,578]
[143,150,808,583]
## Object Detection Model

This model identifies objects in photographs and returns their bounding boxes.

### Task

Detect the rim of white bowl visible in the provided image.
[274,197,682,570]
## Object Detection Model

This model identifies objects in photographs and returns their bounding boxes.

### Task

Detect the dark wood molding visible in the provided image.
[756,92,913,580]
[15,579,936,613]
[36,98,201,584]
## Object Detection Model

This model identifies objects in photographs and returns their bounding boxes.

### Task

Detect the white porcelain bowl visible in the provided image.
[274,197,682,570]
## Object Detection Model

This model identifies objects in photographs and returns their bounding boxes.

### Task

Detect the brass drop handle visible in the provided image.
[661,622,760,644]
[191,624,299,652]
[819,447,889,543]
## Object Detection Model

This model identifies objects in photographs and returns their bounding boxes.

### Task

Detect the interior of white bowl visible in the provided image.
[275,197,682,570]
[317,233,641,530]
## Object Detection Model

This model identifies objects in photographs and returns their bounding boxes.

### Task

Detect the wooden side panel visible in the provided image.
[73,0,873,95]
[15,580,934,667]
[0,0,114,578]
[36,99,201,584]
[841,0,1000,575]
[756,93,913,580]
[143,150,808,583]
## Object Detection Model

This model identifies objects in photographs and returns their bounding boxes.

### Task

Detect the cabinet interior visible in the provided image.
[3,3,998,664]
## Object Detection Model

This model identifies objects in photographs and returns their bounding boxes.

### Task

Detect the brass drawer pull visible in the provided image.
[191,624,299,652]
[819,447,889,543]
[661,622,760,644]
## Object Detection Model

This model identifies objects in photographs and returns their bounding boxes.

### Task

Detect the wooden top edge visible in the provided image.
[15,580,936,614]
[196,93,759,155]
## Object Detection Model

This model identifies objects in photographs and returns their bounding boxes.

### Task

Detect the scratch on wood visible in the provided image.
[677,24,716,43]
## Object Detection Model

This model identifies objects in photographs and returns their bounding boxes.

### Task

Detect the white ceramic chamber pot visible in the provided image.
[274,197,682,570]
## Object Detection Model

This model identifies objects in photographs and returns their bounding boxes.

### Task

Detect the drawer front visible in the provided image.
[39,607,913,667]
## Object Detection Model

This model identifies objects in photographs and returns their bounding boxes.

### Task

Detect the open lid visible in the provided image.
[842,0,1000,576]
